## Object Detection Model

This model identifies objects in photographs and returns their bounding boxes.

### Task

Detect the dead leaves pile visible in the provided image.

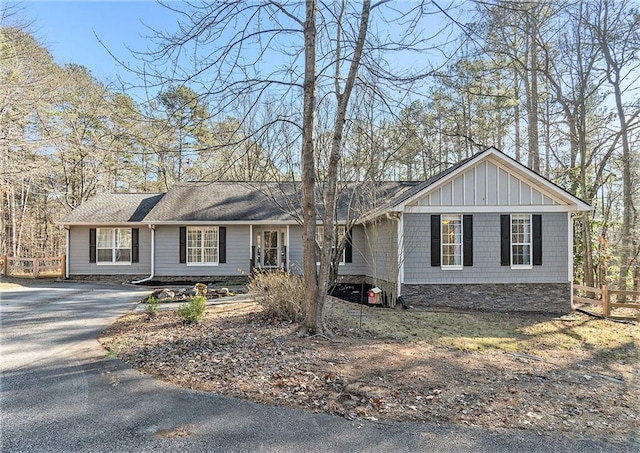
[99,304,638,440]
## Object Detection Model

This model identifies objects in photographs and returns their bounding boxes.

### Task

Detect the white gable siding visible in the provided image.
[409,158,565,209]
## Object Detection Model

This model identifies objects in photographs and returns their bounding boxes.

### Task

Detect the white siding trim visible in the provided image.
[405,205,579,214]
[145,220,299,225]
[286,224,290,271]
[568,212,575,308]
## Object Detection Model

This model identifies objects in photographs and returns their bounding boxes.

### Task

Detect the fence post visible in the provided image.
[602,285,610,316]
[33,259,40,278]
[2,256,8,276]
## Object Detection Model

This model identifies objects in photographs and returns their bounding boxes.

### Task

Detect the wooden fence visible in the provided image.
[573,284,640,320]
[1,256,66,279]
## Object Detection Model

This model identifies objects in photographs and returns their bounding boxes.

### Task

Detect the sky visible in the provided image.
[9,1,180,87]
[8,1,458,97]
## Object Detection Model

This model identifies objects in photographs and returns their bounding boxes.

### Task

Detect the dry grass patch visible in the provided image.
[100,298,639,440]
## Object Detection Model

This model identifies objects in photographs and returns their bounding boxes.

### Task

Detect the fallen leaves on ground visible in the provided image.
[99,298,639,440]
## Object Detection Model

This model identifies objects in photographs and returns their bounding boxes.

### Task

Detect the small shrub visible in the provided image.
[146,296,160,317]
[248,269,305,322]
[177,296,207,324]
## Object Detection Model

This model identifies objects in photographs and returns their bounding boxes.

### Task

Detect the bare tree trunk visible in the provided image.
[300,0,320,334]
[306,0,371,335]
[593,1,634,290]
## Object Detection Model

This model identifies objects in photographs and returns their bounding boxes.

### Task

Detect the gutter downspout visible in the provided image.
[131,225,155,284]
[65,226,70,279]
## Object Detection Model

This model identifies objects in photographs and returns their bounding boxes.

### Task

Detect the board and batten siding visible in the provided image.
[154,225,250,277]
[411,158,561,207]
[68,226,152,275]
[403,212,569,284]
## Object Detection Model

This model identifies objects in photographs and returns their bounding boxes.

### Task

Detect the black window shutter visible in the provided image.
[431,215,441,266]
[219,227,227,263]
[463,215,473,266]
[131,228,139,263]
[89,228,96,263]
[532,215,542,266]
[345,228,353,263]
[179,227,187,263]
[500,215,510,266]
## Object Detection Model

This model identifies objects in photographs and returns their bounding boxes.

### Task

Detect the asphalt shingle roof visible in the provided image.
[58,182,419,225]
[144,182,299,223]
[143,181,419,223]
[58,193,164,224]
[58,147,591,226]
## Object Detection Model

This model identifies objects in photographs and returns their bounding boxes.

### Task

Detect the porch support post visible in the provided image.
[397,212,404,297]
[286,225,290,271]
[249,225,253,271]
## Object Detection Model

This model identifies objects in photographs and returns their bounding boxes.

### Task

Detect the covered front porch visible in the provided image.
[250,225,292,272]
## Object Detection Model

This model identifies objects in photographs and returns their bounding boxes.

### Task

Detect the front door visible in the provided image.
[262,230,279,267]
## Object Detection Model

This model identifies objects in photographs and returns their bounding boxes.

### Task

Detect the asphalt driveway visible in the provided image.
[0,281,635,452]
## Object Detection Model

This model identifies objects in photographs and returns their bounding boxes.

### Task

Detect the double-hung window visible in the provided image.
[97,228,131,264]
[441,215,463,269]
[316,225,346,264]
[187,226,219,265]
[511,214,532,268]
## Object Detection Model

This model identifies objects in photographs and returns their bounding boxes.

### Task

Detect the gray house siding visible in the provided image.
[288,225,304,274]
[403,212,569,284]
[343,224,369,276]
[363,217,398,284]
[68,226,151,276]
[154,225,251,278]
[289,224,370,279]
[401,212,571,313]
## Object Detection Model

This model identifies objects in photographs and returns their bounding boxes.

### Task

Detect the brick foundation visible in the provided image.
[401,283,572,314]
[69,274,249,286]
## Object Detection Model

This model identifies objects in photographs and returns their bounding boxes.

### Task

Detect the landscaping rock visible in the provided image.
[150,288,176,301]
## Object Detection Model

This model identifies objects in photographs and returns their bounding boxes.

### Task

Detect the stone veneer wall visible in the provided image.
[402,283,572,314]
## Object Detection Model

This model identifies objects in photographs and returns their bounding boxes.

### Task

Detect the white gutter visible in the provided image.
[65,227,70,279]
[131,225,155,284]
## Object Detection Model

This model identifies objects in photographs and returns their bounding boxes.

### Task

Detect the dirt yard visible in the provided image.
[99,298,639,440]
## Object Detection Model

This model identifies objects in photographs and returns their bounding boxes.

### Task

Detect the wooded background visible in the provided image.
[1,1,638,290]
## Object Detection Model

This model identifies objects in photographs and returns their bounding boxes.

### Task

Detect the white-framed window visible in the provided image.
[511,214,532,268]
[97,228,131,264]
[316,225,346,264]
[441,214,463,269]
[187,226,219,265]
